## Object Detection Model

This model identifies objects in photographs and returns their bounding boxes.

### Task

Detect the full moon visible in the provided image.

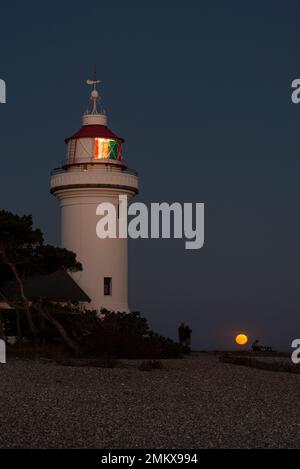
[235,334,248,345]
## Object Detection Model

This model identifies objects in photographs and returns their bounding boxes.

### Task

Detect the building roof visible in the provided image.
[65,124,124,144]
[0,271,90,303]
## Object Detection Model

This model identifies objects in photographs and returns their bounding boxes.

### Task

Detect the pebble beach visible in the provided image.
[0,354,299,449]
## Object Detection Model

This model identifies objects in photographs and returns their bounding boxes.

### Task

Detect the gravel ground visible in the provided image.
[1,353,300,449]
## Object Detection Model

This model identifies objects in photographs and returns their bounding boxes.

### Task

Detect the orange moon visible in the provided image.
[235,334,248,345]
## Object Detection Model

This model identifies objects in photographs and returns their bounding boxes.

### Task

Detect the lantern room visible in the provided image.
[63,78,125,168]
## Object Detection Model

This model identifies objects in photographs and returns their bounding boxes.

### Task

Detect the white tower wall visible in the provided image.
[51,165,138,312]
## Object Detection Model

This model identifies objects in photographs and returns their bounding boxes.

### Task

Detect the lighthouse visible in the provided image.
[50,78,139,312]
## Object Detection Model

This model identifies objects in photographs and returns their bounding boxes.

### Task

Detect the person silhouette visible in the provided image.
[178,322,186,347]
[178,322,192,350]
[184,324,192,350]
[252,339,261,352]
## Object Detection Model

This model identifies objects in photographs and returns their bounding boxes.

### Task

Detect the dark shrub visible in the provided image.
[64,309,182,359]
[5,307,182,360]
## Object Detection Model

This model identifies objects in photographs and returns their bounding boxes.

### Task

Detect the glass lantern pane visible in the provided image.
[109,140,118,160]
[94,138,122,161]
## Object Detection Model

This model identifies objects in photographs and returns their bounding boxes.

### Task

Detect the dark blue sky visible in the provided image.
[1,1,300,349]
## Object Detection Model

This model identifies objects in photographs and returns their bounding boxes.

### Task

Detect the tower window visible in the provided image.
[104,277,112,296]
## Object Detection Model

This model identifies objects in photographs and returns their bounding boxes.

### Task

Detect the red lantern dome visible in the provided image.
[63,80,125,168]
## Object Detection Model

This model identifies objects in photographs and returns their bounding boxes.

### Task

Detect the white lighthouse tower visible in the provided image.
[50,78,139,312]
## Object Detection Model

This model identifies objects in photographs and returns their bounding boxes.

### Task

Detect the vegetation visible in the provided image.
[3,306,182,360]
[67,309,182,359]
[0,210,182,360]
[0,210,82,352]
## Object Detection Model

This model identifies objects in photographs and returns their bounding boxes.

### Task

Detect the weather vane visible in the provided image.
[86,66,101,114]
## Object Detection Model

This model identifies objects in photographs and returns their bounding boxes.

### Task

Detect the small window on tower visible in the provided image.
[104,277,112,296]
